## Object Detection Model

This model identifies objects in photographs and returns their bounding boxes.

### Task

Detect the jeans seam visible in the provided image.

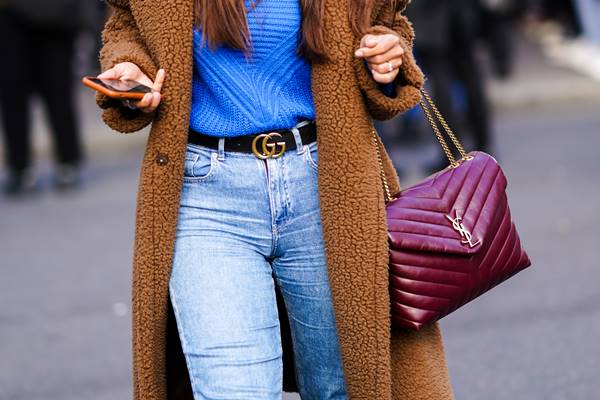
[169,283,204,397]
[281,152,292,218]
[263,158,279,258]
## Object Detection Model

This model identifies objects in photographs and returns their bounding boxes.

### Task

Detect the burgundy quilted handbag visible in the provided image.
[372,89,532,331]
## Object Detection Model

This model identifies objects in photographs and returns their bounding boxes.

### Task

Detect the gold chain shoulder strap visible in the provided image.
[371,88,472,204]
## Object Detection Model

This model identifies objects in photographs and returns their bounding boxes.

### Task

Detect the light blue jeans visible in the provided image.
[169,120,349,400]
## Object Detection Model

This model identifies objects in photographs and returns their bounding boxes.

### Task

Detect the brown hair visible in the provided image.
[194,0,398,64]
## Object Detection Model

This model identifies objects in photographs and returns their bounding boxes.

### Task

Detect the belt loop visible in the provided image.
[218,138,225,160]
[294,119,311,129]
[290,121,306,154]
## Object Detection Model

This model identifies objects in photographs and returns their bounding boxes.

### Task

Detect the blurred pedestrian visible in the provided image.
[375,0,453,173]
[541,0,581,36]
[407,0,492,173]
[0,0,86,196]
[451,1,492,156]
[479,0,518,78]
[574,0,600,45]
[79,0,108,74]
[405,0,454,96]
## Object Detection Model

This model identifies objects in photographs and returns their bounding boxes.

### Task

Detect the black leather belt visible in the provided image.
[188,120,317,159]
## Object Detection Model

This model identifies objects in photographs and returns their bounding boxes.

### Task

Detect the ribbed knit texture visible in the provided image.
[189,0,315,137]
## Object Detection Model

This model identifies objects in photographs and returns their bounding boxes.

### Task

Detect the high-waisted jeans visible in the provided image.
[169,121,349,400]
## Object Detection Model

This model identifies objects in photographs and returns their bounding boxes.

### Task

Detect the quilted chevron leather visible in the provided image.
[387,150,532,330]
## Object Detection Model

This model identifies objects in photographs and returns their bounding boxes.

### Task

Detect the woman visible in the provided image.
[95,0,454,399]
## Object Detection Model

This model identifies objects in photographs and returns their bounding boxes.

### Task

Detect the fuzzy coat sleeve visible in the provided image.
[96,0,159,133]
[354,0,425,121]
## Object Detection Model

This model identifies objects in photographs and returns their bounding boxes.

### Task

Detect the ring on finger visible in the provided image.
[386,60,394,73]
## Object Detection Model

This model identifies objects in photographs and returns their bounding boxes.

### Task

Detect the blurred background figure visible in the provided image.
[573,0,600,45]
[524,0,600,81]
[526,0,581,36]
[0,0,96,196]
[478,0,521,79]
[401,0,493,175]
[377,0,599,179]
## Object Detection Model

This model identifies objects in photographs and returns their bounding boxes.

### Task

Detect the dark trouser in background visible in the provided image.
[480,8,514,79]
[416,50,458,140]
[449,13,492,154]
[417,45,491,161]
[0,11,83,174]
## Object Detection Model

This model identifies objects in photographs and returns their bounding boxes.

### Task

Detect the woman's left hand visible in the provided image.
[354,33,404,84]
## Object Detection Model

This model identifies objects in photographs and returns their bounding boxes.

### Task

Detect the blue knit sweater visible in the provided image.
[189,0,395,137]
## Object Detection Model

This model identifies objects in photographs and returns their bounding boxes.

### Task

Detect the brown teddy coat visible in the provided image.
[96,0,455,398]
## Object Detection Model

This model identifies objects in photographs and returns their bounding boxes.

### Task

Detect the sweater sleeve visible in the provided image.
[96,0,159,133]
[353,0,425,121]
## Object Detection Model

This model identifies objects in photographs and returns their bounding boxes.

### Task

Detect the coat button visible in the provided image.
[155,152,169,166]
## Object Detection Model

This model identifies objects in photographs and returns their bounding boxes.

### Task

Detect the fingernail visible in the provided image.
[355,49,363,57]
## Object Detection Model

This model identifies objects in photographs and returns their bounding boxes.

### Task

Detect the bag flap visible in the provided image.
[386,151,508,256]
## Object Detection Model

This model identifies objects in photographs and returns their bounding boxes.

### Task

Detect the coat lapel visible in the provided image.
[310,0,396,397]
[135,0,196,143]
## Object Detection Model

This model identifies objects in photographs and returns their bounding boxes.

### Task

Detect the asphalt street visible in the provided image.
[1,98,599,399]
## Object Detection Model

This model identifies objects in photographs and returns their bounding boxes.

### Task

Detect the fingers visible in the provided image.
[97,68,119,80]
[132,69,166,113]
[368,56,404,76]
[132,92,153,110]
[144,92,162,114]
[131,92,161,113]
[356,34,405,67]
[355,33,406,84]
[137,69,165,113]
[134,71,155,88]
[98,62,140,81]
[152,69,166,92]
[355,33,398,58]
[100,63,166,113]
[368,45,405,66]
[369,66,400,84]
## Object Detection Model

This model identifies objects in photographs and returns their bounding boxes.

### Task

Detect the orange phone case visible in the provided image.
[81,76,149,100]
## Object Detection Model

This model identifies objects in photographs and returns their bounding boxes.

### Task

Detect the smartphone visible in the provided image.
[81,76,152,100]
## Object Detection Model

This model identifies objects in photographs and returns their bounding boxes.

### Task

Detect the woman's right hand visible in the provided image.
[97,62,166,114]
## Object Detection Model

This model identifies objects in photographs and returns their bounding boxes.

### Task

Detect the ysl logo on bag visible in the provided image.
[445,210,481,248]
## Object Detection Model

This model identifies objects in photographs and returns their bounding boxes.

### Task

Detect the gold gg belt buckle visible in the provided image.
[251,132,286,159]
